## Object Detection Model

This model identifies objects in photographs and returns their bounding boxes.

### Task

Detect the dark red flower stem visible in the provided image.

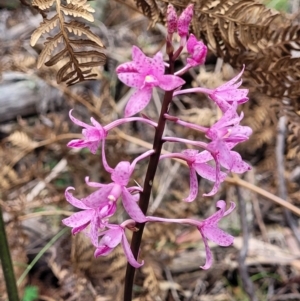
[123,56,175,301]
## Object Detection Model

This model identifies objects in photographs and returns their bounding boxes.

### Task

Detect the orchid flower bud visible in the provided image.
[166,4,177,35]
[177,4,194,38]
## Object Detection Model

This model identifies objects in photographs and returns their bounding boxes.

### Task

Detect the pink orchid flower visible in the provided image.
[94,222,144,268]
[160,149,227,200]
[174,34,207,76]
[164,104,251,195]
[173,66,248,113]
[182,149,227,200]
[163,134,251,196]
[189,145,250,197]
[206,66,249,112]
[68,110,157,154]
[62,186,117,245]
[186,34,207,67]
[116,46,185,117]
[206,102,251,139]
[197,200,235,269]
[146,200,235,269]
[165,104,252,148]
[63,151,153,243]
[205,104,252,177]
[67,110,106,154]
[84,155,152,224]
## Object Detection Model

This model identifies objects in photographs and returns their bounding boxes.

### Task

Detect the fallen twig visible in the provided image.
[236,185,258,301]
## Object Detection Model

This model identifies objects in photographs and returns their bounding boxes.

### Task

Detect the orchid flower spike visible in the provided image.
[197,200,235,269]
[94,223,144,268]
[116,46,185,117]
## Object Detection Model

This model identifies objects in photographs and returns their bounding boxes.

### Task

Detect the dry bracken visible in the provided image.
[31,0,106,84]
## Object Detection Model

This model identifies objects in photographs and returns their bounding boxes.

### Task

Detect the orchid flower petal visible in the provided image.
[124,87,152,117]
[158,74,185,91]
[81,184,114,208]
[183,166,198,202]
[62,209,94,229]
[69,110,93,129]
[152,51,165,75]
[72,223,90,235]
[122,188,147,222]
[202,226,234,246]
[229,152,252,173]
[117,72,145,88]
[121,231,144,268]
[199,233,213,270]
[132,46,152,73]
[222,201,236,217]
[111,161,132,186]
[65,187,90,209]
[203,158,222,197]
[94,245,114,257]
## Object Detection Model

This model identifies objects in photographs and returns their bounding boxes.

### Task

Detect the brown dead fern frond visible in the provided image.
[286,109,300,162]
[7,131,38,150]
[31,0,106,85]
[0,165,19,190]
[142,261,162,298]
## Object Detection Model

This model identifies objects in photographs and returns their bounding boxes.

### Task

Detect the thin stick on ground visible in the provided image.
[247,171,269,242]
[226,175,300,217]
[236,185,258,301]
[276,115,300,245]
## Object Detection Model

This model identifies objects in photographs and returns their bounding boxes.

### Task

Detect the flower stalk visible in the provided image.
[124,61,175,300]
